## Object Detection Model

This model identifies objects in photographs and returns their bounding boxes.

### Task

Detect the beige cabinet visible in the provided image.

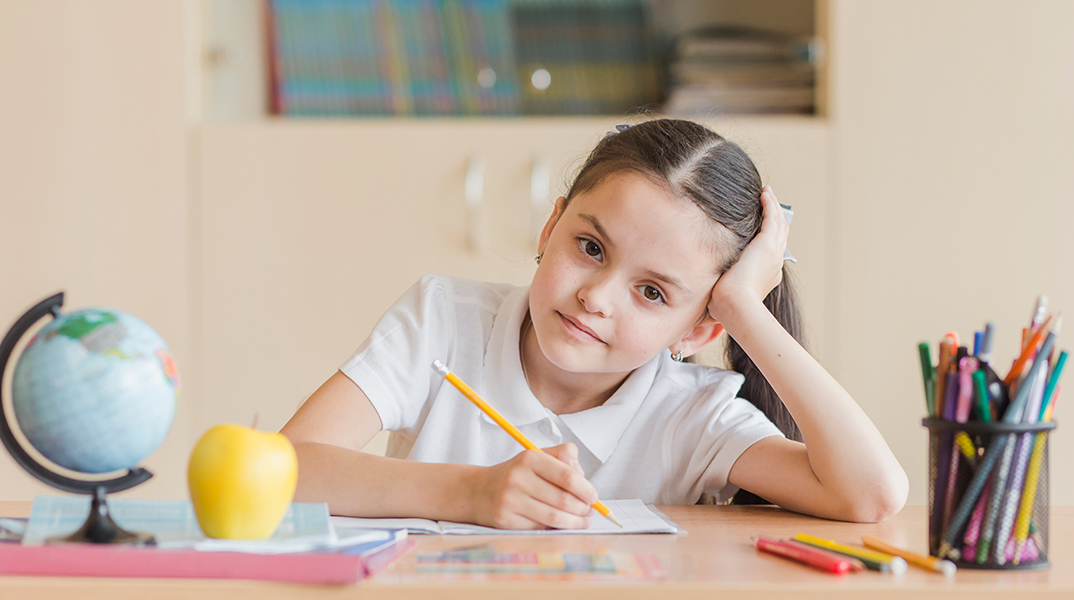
[194,117,832,455]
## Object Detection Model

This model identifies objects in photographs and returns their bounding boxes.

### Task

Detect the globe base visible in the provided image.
[47,486,154,545]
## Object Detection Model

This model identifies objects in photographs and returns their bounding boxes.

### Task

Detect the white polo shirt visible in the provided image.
[341,275,783,504]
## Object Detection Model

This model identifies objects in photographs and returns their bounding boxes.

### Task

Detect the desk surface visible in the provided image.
[1,502,1070,599]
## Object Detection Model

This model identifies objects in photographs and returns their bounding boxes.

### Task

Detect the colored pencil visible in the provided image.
[431,360,622,528]
[861,535,956,575]
[792,534,907,574]
[753,536,863,574]
[1005,314,1054,387]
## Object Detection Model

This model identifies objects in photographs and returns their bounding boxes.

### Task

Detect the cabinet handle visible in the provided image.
[465,156,485,251]
[530,155,550,224]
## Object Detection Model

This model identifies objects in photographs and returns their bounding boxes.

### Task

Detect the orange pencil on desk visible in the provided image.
[432,360,623,528]
[861,535,956,576]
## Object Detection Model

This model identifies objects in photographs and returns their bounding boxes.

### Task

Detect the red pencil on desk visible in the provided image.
[754,536,865,574]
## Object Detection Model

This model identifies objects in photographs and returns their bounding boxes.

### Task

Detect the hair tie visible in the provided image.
[605,124,632,137]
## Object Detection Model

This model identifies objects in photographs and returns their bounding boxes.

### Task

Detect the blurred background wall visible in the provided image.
[1,0,1072,509]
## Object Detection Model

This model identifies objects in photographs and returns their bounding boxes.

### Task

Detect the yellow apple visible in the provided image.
[187,423,298,540]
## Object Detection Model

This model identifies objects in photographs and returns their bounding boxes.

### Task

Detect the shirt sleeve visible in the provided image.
[674,374,786,504]
[339,275,453,432]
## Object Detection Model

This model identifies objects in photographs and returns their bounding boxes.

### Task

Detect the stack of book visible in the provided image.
[511,0,660,115]
[0,497,414,584]
[661,26,818,116]
[267,0,520,116]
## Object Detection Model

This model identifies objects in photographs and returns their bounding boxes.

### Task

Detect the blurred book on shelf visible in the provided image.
[267,0,520,116]
[661,26,819,116]
[512,0,660,116]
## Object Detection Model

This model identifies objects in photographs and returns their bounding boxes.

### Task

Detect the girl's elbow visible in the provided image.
[847,469,909,523]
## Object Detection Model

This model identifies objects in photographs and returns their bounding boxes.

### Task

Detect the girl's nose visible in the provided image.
[577,273,616,316]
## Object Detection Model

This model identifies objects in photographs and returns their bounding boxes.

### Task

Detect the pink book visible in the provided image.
[0,539,415,584]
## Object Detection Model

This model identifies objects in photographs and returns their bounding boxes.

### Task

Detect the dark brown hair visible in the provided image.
[564,118,805,504]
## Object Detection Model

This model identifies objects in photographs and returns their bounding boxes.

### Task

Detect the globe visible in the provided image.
[11,307,179,474]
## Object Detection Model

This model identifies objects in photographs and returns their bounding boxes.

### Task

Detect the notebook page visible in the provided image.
[437,500,677,535]
[331,515,443,534]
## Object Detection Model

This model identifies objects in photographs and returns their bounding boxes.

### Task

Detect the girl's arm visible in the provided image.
[280,371,597,529]
[713,188,908,522]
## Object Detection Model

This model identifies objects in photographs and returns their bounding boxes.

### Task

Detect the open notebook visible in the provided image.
[331,499,679,535]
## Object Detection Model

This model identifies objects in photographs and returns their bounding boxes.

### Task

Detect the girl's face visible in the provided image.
[529,171,727,378]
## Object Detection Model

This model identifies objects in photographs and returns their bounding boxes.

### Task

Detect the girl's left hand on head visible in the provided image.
[708,186,789,319]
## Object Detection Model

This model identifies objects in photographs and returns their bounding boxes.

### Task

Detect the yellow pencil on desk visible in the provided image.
[432,359,623,528]
[793,533,907,574]
[861,535,956,576]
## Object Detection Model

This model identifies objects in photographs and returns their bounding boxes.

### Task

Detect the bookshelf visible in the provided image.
[200,0,827,121]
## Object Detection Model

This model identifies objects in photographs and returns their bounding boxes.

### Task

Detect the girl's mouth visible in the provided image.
[558,312,605,344]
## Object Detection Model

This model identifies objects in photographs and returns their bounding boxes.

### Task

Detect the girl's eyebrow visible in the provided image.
[579,213,689,294]
[579,213,613,247]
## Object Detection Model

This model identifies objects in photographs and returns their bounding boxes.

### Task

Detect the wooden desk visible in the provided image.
[1,502,1070,599]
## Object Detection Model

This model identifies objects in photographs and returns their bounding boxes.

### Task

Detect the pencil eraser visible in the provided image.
[780,203,796,263]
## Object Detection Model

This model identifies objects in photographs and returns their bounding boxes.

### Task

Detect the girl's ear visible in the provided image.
[537,195,567,255]
[676,317,726,358]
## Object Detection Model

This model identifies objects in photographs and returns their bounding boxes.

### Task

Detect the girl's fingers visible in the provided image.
[510,495,591,530]
[543,442,583,474]
[524,452,597,515]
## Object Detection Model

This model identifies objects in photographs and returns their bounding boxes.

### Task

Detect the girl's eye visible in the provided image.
[641,285,664,303]
[580,239,602,259]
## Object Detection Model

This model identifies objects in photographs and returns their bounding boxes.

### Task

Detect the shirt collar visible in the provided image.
[483,284,659,463]
[556,355,659,463]
[482,285,553,427]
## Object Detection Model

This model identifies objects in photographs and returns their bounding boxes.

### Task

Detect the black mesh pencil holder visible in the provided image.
[924,418,1056,570]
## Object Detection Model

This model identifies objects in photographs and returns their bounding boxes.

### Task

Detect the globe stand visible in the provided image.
[0,292,156,545]
[45,485,155,545]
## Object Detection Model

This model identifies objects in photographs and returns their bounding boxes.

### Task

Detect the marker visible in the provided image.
[935,341,953,418]
[431,360,622,528]
[918,342,935,416]
[971,370,993,422]
[792,534,907,574]
[862,535,956,576]
[754,536,864,574]
[978,323,1009,417]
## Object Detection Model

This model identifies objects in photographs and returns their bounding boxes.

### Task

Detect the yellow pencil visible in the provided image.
[861,535,956,575]
[793,534,907,574]
[432,360,623,528]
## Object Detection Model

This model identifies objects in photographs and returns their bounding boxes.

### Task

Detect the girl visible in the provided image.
[281,119,907,529]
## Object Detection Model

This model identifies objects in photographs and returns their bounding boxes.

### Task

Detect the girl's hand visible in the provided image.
[708,186,789,320]
[468,443,596,530]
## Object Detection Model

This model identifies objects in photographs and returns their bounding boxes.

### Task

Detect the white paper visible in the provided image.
[330,499,676,535]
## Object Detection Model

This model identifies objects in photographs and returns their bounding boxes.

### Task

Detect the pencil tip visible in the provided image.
[607,512,623,528]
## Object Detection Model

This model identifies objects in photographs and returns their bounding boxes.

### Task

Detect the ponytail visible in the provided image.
[725,266,805,504]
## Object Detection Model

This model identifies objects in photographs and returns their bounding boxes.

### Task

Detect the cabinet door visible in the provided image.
[195,119,831,443]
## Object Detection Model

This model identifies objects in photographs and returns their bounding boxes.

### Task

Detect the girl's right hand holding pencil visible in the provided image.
[468,442,597,530]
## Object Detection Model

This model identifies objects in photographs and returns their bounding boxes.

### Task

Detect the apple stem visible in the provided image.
[251,413,259,430]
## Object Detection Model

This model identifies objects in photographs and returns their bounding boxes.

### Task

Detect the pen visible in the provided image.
[431,360,623,528]
[978,323,1009,417]
[753,536,864,574]
[792,533,907,574]
[861,535,956,575]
